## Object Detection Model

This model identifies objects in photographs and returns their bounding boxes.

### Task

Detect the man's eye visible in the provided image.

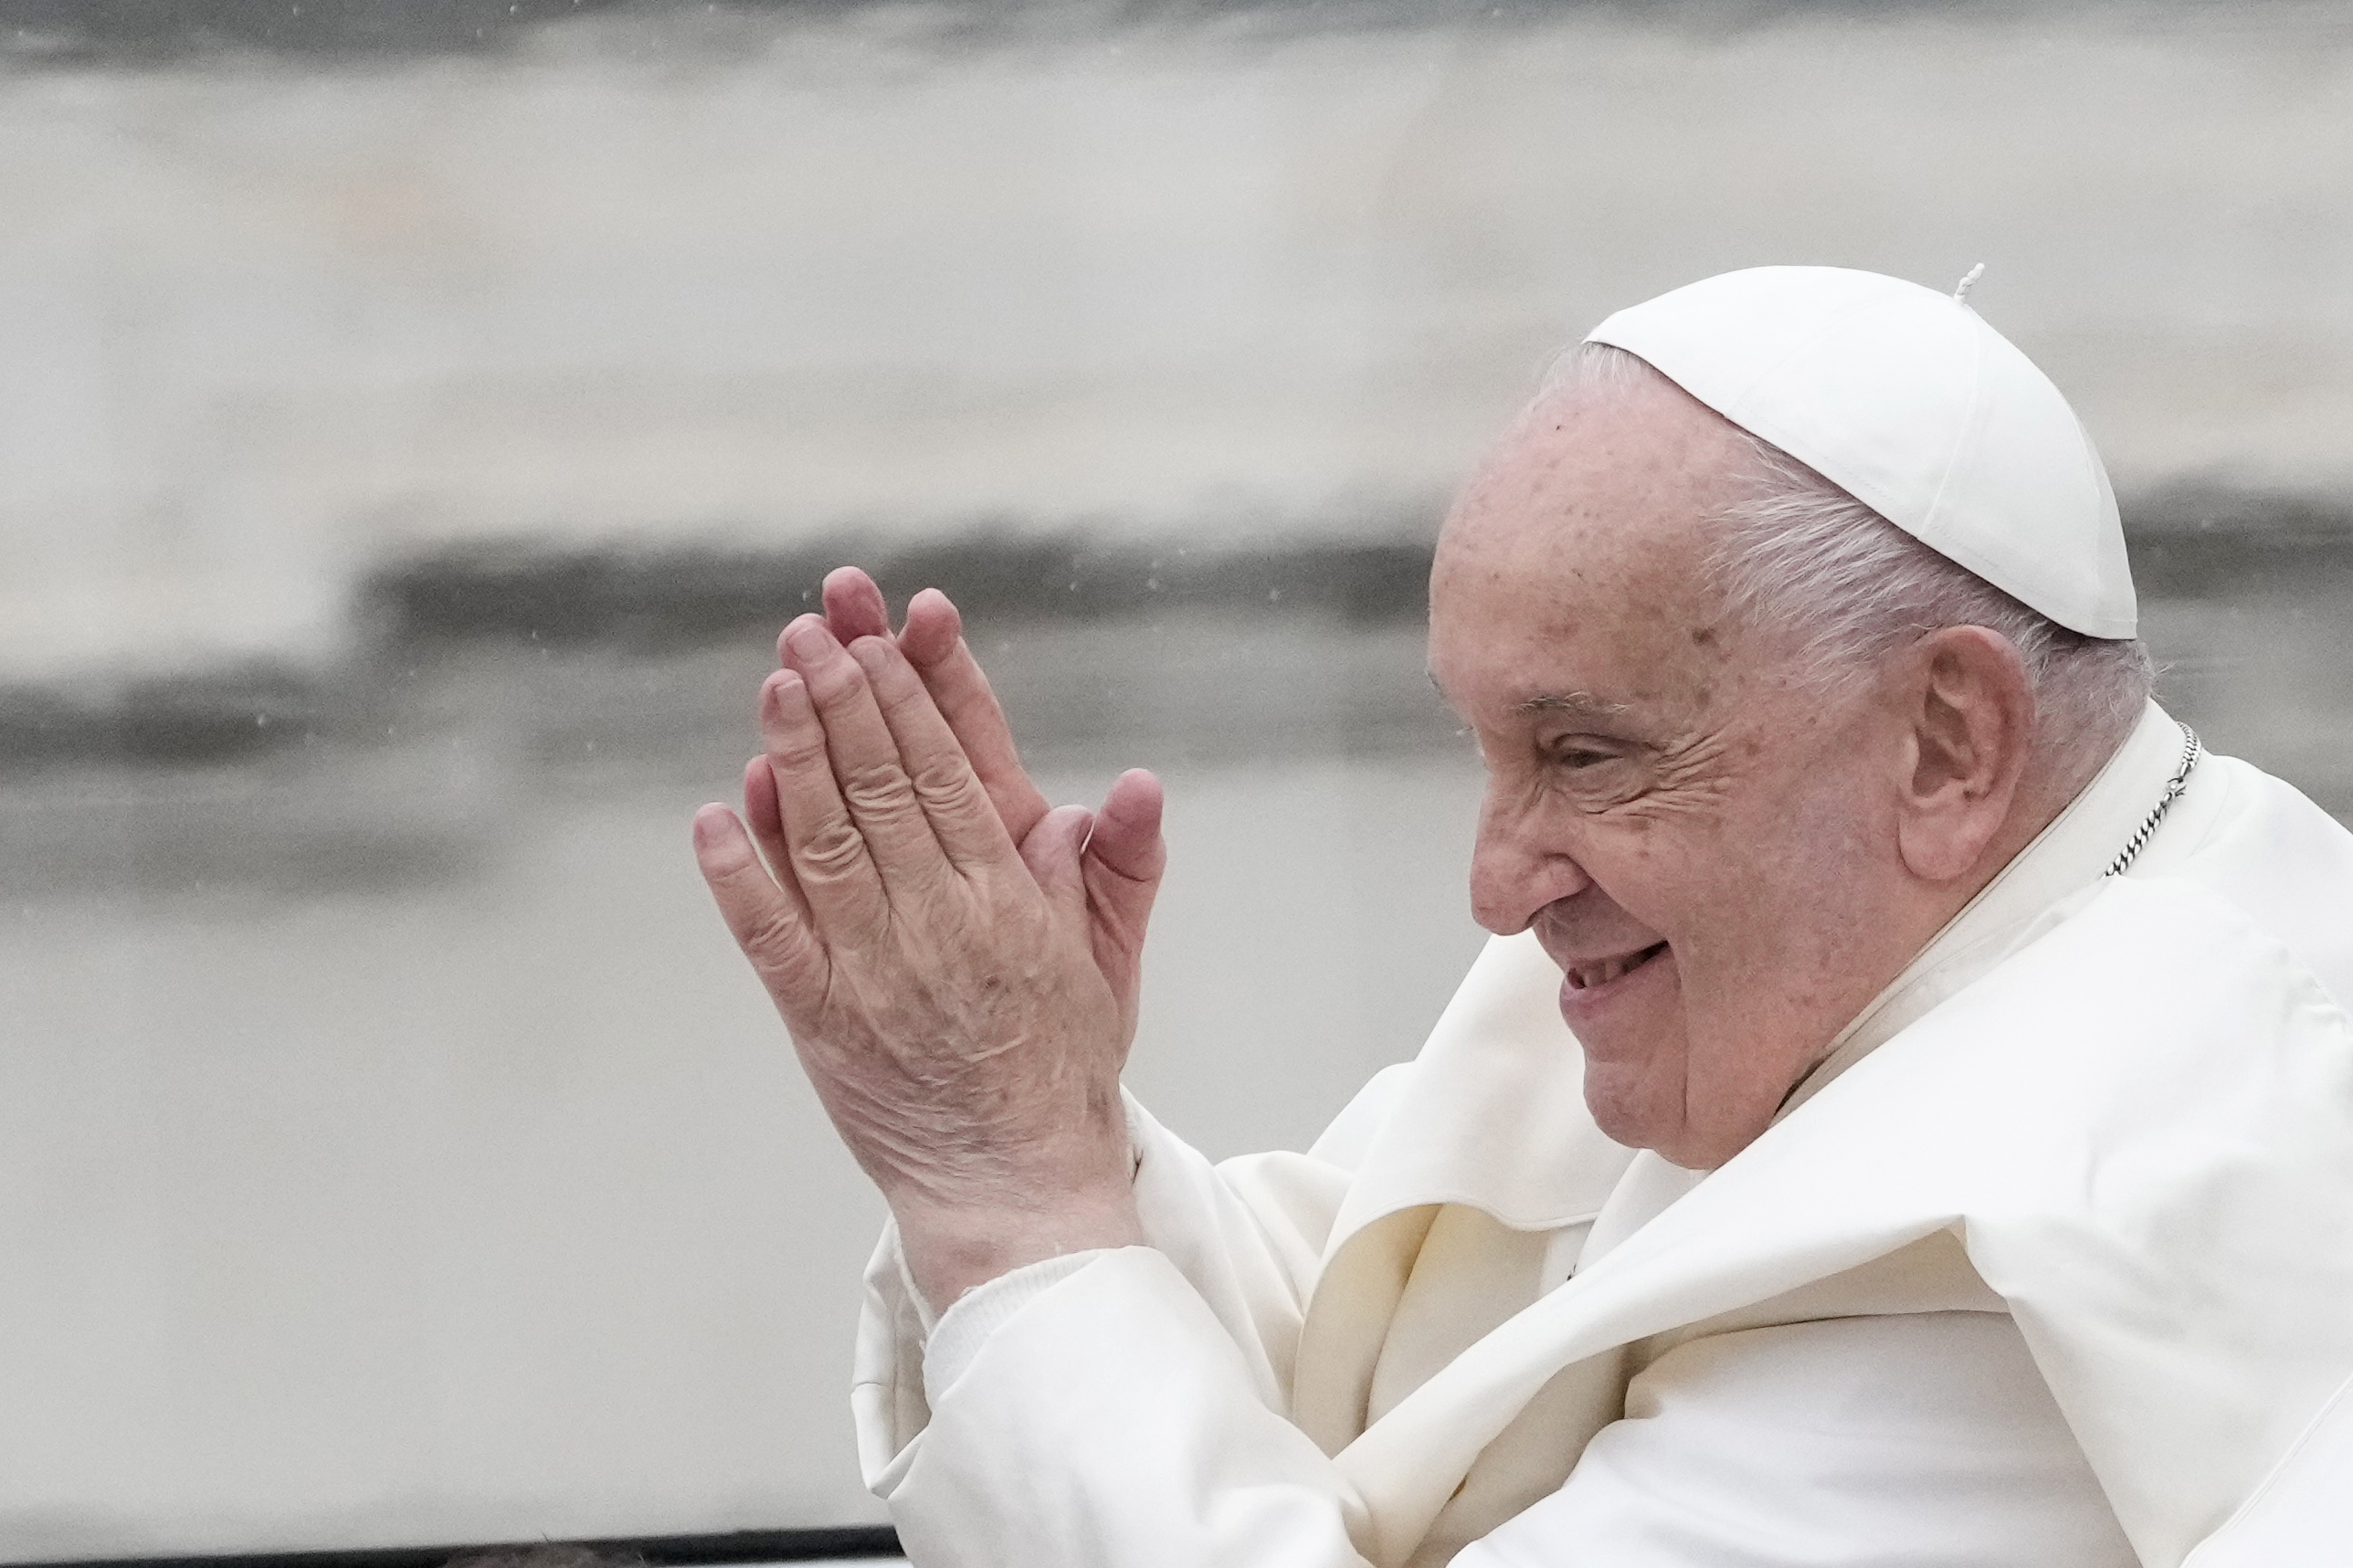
[1555,746,1620,770]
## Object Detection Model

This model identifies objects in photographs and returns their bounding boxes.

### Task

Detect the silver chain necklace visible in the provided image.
[2105,722,2202,879]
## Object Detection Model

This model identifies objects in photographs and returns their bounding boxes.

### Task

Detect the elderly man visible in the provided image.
[692,268,2353,1566]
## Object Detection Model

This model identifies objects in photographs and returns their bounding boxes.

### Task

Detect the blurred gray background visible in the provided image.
[3,0,2351,1558]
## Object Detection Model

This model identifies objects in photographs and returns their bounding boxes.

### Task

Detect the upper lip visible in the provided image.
[1557,941,1669,991]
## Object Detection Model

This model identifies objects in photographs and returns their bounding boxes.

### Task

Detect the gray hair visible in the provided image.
[1548,343,2154,754]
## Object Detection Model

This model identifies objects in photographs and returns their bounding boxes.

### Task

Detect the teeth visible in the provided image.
[1572,947,1659,990]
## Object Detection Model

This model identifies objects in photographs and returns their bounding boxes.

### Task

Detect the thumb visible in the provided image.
[1083,769,1165,957]
[1020,803,1096,910]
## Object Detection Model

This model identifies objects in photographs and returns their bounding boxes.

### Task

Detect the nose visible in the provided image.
[1469,783,1592,935]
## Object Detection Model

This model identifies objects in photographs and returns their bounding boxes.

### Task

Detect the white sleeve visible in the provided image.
[920,1251,1101,1404]
[850,1085,1397,1567]
[885,1246,1375,1567]
[1452,1311,2137,1568]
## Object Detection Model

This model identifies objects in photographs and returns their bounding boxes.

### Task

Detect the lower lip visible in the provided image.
[1557,944,1672,1039]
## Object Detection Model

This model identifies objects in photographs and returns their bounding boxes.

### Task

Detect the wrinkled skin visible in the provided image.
[698,366,2089,1310]
[694,574,1166,1309]
[1430,370,2073,1167]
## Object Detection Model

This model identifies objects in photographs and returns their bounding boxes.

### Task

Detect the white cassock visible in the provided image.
[849,701,2353,1567]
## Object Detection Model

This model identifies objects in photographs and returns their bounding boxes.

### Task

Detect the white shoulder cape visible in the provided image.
[854,729,2353,1567]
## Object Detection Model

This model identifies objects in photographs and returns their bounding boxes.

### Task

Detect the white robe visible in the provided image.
[850,703,2353,1566]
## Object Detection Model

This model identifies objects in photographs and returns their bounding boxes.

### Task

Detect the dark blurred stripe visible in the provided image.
[5,1527,902,1568]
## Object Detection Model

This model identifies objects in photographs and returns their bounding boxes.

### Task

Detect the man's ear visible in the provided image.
[1894,626,2036,883]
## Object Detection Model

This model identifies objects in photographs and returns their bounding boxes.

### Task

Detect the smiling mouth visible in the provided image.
[1565,942,1670,991]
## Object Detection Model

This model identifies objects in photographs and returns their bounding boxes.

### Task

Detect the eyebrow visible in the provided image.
[1513,690,1631,721]
[1421,672,1632,724]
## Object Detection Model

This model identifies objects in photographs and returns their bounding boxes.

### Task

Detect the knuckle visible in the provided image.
[740,908,806,968]
[841,761,917,816]
[804,659,869,708]
[767,734,828,773]
[910,759,981,811]
[795,819,871,879]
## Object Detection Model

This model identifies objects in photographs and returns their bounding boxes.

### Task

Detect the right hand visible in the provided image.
[697,602,1167,1308]
[799,566,1166,1046]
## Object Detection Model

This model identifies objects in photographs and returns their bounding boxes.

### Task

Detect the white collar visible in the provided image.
[1776,699,2190,1123]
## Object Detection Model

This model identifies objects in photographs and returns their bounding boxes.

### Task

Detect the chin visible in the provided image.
[1580,1061,1678,1155]
[1582,1066,1763,1170]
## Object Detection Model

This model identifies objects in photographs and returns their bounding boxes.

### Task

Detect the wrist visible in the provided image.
[893,1182,1144,1315]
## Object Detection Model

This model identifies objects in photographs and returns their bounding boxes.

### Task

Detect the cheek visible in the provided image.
[1604,797,1836,995]
[1575,809,1730,949]
[1688,775,1893,1028]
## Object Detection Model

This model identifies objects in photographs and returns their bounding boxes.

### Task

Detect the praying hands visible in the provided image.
[691,568,1167,1311]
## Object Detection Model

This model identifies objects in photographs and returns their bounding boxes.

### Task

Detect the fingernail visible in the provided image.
[764,670,807,716]
[848,636,890,672]
[785,619,834,662]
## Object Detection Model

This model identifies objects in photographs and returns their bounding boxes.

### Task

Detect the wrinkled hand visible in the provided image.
[693,578,1165,1310]
[812,567,1163,1043]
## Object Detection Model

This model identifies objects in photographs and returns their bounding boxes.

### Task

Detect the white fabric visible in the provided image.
[852,705,2353,1566]
[1781,701,2197,1117]
[920,1251,1096,1405]
[1585,266,2137,638]
[1456,1313,2134,1568]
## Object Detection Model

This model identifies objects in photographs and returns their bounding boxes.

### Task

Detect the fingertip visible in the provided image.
[900,588,964,666]
[1103,767,1166,828]
[692,802,738,850]
[776,613,811,662]
[777,614,836,669]
[761,668,809,721]
[821,566,892,641]
[1088,770,1166,881]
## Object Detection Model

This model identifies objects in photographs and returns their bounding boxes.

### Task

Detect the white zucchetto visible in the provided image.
[1586,265,2137,640]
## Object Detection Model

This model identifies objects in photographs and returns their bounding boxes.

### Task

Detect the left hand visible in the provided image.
[801,567,1165,1054]
[692,615,1159,1310]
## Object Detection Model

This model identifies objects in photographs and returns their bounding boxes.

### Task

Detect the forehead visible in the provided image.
[1429,374,1753,716]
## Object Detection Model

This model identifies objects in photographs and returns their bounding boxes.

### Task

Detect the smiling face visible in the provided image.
[1429,371,1954,1168]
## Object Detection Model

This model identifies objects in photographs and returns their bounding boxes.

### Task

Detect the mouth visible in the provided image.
[1563,942,1670,992]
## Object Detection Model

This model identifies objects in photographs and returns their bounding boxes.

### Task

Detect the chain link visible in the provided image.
[2105,722,2202,879]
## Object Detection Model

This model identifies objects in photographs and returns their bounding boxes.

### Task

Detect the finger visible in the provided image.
[1082,769,1166,1003]
[820,566,892,645]
[1020,802,1095,911]
[847,635,1018,871]
[693,803,829,1009]
[742,755,791,883]
[897,585,963,667]
[778,620,946,900]
[898,588,1052,842]
[759,668,891,928]
[1086,768,1166,887]
[775,610,828,670]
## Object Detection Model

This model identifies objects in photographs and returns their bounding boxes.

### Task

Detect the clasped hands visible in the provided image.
[692,567,1166,1312]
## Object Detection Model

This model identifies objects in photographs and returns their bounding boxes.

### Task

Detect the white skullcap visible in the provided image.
[1585,265,2136,639]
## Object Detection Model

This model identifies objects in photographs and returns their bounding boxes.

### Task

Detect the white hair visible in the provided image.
[1547,343,2153,755]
